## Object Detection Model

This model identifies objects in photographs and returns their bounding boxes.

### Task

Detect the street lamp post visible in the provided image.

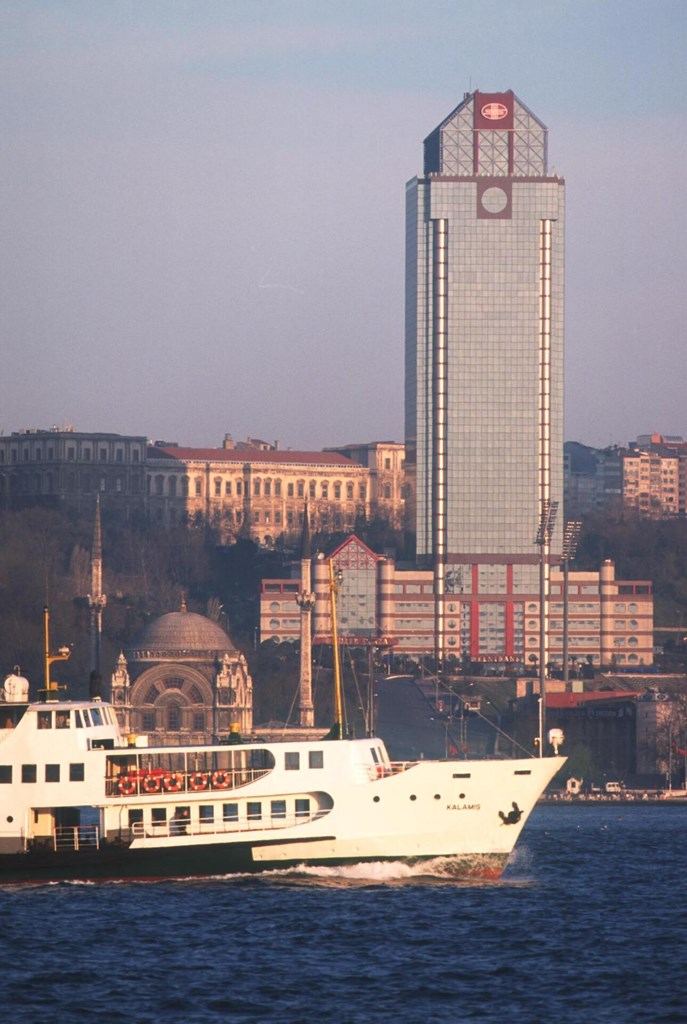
[535,500,558,756]
[562,520,582,690]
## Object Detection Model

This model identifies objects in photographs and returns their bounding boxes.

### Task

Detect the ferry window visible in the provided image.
[309,751,323,769]
[199,806,214,824]
[247,802,262,821]
[151,808,167,825]
[285,752,300,770]
[223,803,239,822]
[37,711,52,730]
[271,800,287,820]
[128,809,143,828]
[74,710,84,728]
[70,763,85,782]
[22,764,37,783]
[90,708,102,726]
[81,709,91,726]
[56,711,70,729]
[0,766,12,783]
[370,748,379,764]
[295,798,310,818]
[45,764,60,783]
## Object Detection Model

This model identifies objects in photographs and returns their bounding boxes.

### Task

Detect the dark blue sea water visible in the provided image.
[2,804,685,1024]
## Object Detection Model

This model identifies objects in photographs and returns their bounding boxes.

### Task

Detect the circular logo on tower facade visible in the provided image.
[481,187,508,213]
[481,102,508,121]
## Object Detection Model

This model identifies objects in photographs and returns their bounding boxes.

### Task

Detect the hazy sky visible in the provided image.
[1,1,685,451]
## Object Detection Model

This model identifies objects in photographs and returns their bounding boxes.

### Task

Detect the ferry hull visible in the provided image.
[0,840,509,885]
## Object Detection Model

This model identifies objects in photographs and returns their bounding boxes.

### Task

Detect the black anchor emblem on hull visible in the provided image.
[498,802,523,825]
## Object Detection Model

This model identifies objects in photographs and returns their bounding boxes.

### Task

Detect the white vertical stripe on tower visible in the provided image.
[539,219,553,686]
[432,219,448,668]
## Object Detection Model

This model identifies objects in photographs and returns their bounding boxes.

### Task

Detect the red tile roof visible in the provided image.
[546,690,642,709]
[148,447,357,467]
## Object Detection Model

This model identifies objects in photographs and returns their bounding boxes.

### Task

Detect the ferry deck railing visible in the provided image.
[53,825,100,852]
[131,807,331,843]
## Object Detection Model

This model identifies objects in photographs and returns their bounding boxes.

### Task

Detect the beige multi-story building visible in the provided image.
[325,442,407,530]
[260,537,654,669]
[146,442,371,546]
[0,427,407,546]
[622,449,680,518]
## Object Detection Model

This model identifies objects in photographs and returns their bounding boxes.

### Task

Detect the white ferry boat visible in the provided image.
[0,669,564,883]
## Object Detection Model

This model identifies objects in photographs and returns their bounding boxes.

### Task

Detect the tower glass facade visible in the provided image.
[405,91,564,662]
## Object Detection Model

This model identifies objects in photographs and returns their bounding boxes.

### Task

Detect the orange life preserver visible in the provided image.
[142,774,162,794]
[117,775,137,796]
[211,770,232,790]
[163,772,183,793]
[189,772,209,791]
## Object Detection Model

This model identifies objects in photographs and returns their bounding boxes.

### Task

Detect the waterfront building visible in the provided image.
[405,90,565,664]
[260,538,654,668]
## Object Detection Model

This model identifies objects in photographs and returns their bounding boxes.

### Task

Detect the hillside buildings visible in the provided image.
[0,429,405,546]
[0,429,147,515]
[565,434,687,519]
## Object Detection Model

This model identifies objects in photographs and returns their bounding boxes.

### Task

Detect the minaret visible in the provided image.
[295,504,315,727]
[87,497,107,693]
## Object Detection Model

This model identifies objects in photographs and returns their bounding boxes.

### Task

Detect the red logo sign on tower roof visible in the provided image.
[481,102,508,121]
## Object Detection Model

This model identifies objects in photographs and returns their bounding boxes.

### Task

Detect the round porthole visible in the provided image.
[373,795,380,803]
[459,793,465,799]
[410,794,417,801]
[434,794,441,800]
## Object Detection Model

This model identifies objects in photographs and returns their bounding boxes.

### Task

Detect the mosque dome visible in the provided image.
[128,610,236,661]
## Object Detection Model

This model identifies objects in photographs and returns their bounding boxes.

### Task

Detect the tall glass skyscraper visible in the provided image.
[405,90,564,665]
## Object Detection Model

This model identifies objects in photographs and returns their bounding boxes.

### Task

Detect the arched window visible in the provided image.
[264,479,272,497]
[321,482,329,499]
[156,475,164,496]
[181,476,189,496]
[254,479,261,496]
[169,476,177,497]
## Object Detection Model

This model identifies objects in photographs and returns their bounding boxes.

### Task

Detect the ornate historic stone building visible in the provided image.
[110,605,253,744]
[145,443,372,545]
